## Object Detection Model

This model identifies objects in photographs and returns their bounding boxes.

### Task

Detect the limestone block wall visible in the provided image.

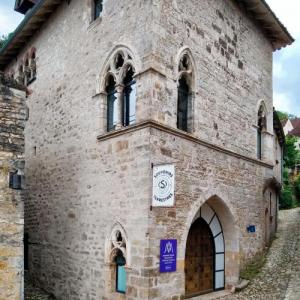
[0,77,26,300]
[149,0,274,162]
[145,126,271,299]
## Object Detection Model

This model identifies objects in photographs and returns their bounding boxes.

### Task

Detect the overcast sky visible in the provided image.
[0,0,299,116]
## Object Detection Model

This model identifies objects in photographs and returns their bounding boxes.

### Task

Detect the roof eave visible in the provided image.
[236,0,294,50]
[273,110,286,146]
[0,0,61,70]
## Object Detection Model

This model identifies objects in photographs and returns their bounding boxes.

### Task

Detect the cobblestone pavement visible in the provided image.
[222,208,300,300]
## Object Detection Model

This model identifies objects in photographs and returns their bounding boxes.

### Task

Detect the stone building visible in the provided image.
[0,0,292,299]
[0,74,26,300]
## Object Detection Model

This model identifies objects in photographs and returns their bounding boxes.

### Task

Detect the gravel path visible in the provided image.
[222,208,300,300]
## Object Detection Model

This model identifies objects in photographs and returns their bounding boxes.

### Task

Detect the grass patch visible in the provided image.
[240,252,267,280]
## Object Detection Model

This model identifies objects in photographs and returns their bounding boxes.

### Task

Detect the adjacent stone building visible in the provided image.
[0,0,292,299]
[0,74,26,300]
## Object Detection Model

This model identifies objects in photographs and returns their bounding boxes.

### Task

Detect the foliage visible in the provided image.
[283,135,300,169]
[280,185,294,209]
[280,168,295,209]
[0,33,13,49]
[277,110,297,121]
[277,111,289,121]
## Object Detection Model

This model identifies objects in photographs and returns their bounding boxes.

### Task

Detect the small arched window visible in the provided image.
[106,225,128,295]
[177,52,194,132]
[106,76,117,131]
[177,76,189,132]
[123,67,136,126]
[94,0,103,19]
[115,250,126,293]
[257,105,267,160]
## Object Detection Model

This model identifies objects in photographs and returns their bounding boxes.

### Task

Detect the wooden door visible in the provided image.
[185,218,214,297]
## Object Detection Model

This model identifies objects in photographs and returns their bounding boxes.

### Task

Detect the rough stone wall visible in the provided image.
[146,127,271,298]
[0,75,26,300]
[150,0,274,161]
[3,0,280,299]
[11,1,155,298]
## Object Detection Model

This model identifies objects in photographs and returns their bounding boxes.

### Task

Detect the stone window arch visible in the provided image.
[105,223,129,294]
[99,47,138,132]
[176,49,195,133]
[257,102,267,160]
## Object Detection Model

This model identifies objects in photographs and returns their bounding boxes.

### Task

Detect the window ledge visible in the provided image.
[88,16,102,31]
[107,292,126,300]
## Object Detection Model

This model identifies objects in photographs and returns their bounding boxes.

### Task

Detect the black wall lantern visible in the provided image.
[9,171,22,190]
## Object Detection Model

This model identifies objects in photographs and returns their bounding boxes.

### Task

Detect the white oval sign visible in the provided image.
[152,164,175,207]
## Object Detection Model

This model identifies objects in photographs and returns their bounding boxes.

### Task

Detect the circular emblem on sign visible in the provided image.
[153,167,174,203]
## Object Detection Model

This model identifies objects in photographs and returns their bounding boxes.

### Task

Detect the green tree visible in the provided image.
[276,110,297,121]
[0,33,13,49]
[277,111,289,121]
[284,135,299,169]
[280,169,294,209]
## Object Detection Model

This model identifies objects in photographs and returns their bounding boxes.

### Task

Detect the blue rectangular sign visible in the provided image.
[160,239,177,273]
[247,225,256,233]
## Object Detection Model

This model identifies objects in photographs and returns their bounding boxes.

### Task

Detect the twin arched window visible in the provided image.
[105,51,136,132]
[17,50,36,86]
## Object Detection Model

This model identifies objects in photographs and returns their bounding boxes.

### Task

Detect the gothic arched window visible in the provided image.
[257,104,267,160]
[94,0,103,19]
[101,48,137,132]
[177,52,194,132]
[106,224,128,294]
[106,76,117,131]
[123,67,136,126]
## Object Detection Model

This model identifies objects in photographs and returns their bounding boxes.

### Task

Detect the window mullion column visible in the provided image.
[115,84,124,129]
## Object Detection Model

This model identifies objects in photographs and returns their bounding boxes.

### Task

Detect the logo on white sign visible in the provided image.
[152,164,175,207]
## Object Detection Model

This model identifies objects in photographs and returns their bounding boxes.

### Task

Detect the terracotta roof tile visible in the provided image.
[291,118,300,129]
[288,127,300,137]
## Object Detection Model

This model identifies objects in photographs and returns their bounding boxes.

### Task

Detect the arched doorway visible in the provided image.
[185,218,214,297]
[185,202,225,297]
